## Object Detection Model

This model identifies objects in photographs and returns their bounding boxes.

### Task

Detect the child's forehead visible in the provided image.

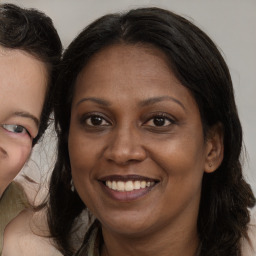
[0,46,25,58]
[0,45,12,56]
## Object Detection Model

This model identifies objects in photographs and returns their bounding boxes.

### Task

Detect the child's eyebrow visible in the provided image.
[13,111,39,128]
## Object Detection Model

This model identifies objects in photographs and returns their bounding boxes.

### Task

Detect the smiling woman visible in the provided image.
[0,3,253,255]
[42,7,256,256]
[0,3,62,254]
[68,44,214,247]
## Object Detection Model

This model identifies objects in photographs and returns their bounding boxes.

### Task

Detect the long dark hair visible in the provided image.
[47,7,255,256]
[0,3,62,145]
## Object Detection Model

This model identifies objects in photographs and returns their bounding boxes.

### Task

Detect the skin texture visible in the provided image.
[2,209,63,256]
[0,49,63,256]
[0,47,47,197]
[68,44,223,256]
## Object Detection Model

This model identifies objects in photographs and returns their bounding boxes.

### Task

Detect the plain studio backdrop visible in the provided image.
[2,0,256,194]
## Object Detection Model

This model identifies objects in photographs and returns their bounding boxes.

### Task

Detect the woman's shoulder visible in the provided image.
[2,209,63,256]
[242,208,256,256]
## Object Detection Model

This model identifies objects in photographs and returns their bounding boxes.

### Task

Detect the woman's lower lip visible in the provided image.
[100,182,155,201]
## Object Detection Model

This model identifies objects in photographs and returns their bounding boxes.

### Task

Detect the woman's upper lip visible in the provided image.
[98,174,159,182]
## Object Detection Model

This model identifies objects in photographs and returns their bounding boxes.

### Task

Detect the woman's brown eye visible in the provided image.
[153,117,166,126]
[85,115,109,126]
[91,116,103,126]
[145,115,174,127]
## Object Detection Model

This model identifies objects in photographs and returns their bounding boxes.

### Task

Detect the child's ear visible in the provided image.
[204,122,224,173]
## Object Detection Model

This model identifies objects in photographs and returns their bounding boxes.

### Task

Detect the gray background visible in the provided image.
[3,0,255,194]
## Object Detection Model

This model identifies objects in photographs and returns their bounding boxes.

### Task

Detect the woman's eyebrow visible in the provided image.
[76,97,111,107]
[139,96,186,111]
[13,111,39,127]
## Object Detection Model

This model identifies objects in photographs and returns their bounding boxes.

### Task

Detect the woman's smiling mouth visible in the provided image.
[106,180,155,192]
[99,175,158,201]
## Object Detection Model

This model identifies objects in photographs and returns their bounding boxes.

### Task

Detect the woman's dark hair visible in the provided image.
[0,3,62,145]
[47,7,255,256]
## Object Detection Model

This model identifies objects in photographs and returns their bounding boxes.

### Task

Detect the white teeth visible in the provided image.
[117,181,125,191]
[134,180,140,189]
[141,181,146,188]
[125,181,134,191]
[105,180,155,192]
[112,181,117,190]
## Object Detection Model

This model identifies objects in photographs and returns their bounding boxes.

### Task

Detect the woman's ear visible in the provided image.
[204,122,224,173]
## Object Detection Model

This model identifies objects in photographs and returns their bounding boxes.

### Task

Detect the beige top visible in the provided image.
[0,182,28,254]
[76,227,100,256]
[242,209,256,255]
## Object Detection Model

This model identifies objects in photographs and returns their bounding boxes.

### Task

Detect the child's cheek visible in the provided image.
[0,141,32,193]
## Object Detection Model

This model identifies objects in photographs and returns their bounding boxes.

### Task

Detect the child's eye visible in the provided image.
[84,115,110,127]
[2,124,30,135]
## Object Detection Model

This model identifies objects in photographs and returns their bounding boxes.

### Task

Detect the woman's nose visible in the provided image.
[104,126,147,165]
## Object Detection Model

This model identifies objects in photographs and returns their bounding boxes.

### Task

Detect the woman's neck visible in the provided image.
[101,222,200,256]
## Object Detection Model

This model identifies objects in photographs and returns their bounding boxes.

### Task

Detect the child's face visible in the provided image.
[0,47,47,196]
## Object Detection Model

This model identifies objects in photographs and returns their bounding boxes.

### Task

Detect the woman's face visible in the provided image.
[0,48,47,196]
[69,44,214,238]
